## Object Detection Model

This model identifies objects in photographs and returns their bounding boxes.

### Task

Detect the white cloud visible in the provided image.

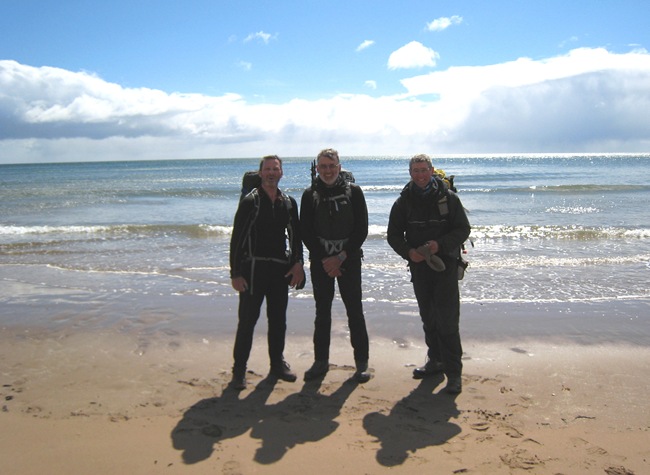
[2,47,650,163]
[356,40,375,52]
[388,41,440,70]
[427,15,463,32]
[399,47,650,99]
[244,31,274,44]
[364,80,377,90]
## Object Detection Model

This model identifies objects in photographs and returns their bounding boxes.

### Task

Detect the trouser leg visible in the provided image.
[233,289,265,371]
[265,265,289,367]
[310,260,335,361]
[338,257,369,362]
[411,264,443,363]
[432,264,463,377]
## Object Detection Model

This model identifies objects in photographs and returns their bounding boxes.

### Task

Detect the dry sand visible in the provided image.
[1,317,648,475]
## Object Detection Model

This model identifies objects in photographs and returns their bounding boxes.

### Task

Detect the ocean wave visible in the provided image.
[2,223,648,242]
[0,225,115,235]
[461,184,650,194]
[470,225,650,240]
[465,253,650,269]
[0,223,230,238]
[526,184,650,193]
[366,224,650,240]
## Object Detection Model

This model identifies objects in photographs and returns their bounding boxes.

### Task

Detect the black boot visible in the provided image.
[412,359,444,379]
[354,360,371,383]
[229,367,247,390]
[270,360,297,382]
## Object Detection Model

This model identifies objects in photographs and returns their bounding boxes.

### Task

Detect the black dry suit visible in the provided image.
[300,174,370,364]
[229,187,303,284]
[387,176,471,378]
[387,177,470,267]
[300,175,368,261]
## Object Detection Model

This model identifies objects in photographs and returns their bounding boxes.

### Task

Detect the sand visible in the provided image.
[1,300,649,474]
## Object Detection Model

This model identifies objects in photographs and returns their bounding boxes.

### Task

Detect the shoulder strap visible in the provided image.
[280,191,292,211]
[401,189,450,218]
[312,181,352,207]
[437,193,449,216]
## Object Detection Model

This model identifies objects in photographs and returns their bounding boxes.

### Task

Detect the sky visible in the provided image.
[1,0,650,164]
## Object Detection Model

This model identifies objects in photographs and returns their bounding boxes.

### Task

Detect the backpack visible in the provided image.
[309,159,356,205]
[436,170,471,279]
[240,171,262,201]
[433,168,457,193]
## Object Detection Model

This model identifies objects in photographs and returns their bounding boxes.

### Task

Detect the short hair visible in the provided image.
[409,153,433,170]
[259,154,283,172]
[317,148,340,164]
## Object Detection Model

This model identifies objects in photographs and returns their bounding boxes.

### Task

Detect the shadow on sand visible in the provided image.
[171,375,359,465]
[362,374,461,466]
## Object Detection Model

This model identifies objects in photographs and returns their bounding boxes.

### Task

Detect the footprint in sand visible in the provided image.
[471,421,490,431]
[222,460,243,475]
[499,448,543,470]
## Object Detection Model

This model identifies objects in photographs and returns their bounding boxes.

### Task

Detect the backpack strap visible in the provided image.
[243,188,296,293]
[437,194,449,217]
[312,181,352,208]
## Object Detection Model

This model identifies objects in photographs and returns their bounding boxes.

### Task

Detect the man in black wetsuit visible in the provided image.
[300,148,371,383]
[387,154,471,394]
[229,155,304,390]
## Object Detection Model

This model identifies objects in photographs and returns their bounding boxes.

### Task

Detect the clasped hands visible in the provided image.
[322,253,344,278]
[408,240,439,263]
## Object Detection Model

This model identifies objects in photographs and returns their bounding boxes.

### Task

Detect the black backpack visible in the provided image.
[240,171,262,201]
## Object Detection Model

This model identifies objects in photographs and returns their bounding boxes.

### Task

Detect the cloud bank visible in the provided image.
[1,47,650,163]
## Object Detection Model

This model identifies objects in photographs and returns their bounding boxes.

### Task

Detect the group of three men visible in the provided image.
[229,148,471,394]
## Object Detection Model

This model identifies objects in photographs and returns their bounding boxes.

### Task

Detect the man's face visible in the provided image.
[409,162,433,189]
[260,158,283,186]
[317,156,341,186]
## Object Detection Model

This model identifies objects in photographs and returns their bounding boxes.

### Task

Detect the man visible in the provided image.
[387,154,471,394]
[300,148,371,383]
[229,155,305,390]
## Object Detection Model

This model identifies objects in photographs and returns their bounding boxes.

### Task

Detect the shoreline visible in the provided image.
[2,298,649,474]
[4,294,649,345]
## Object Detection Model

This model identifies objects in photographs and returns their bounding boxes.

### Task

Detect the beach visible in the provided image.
[2,297,648,475]
[2,155,649,473]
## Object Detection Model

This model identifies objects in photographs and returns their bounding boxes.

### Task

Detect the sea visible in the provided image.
[2,154,649,344]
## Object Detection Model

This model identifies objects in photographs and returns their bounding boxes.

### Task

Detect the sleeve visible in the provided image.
[387,197,411,260]
[288,196,304,265]
[229,197,253,278]
[299,188,319,256]
[343,184,368,255]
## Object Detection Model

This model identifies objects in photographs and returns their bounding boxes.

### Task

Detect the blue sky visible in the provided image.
[1,0,650,163]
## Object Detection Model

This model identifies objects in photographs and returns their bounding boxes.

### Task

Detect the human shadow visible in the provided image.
[362,374,461,466]
[250,376,359,464]
[171,376,277,464]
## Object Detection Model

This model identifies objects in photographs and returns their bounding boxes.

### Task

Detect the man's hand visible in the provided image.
[322,255,343,278]
[284,262,305,288]
[231,276,248,292]
[410,240,439,263]
[408,248,425,263]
